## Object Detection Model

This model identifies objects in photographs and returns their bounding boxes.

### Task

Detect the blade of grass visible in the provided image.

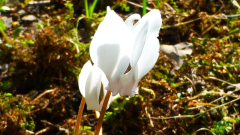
[156,0,160,8]
[142,0,147,15]
[89,0,98,18]
[84,0,89,18]
[0,0,4,8]
[95,91,111,135]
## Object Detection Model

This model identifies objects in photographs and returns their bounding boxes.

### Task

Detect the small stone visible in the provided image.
[18,9,27,16]
[22,15,37,21]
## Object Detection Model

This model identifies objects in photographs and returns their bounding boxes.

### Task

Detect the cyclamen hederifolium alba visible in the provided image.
[78,6,162,111]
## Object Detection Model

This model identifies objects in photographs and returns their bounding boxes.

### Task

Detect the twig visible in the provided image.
[187,76,240,110]
[164,14,240,28]
[140,87,156,99]
[206,76,240,90]
[231,0,240,9]
[26,130,34,134]
[164,18,201,28]
[184,76,197,93]
[95,91,111,135]
[151,97,240,120]
[74,97,86,135]
[193,128,216,135]
[145,107,154,127]
[125,0,153,10]
[33,88,56,101]
[202,20,221,35]
[35,127,50,135]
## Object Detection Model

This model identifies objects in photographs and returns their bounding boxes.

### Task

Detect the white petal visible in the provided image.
[130,9,161,67]
[90,7,127,65]
[85,66,112,111]
[89,7,131,95]
[107,55,130,95]
[100,72,113,109]
[119,67,139,96]
[131,20,149,67]
[124,14,141,62]
[117,10,162,96]
[125,14,141,29]
[136,9,162,79]
[136,38,159,80]
[142,9,162,38]
[85,66,102,111]
[78,60,93,97]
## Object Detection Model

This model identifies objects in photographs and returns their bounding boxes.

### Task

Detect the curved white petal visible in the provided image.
[141,9,162,38]
[78,60,93,97]
[107,58,130,95]
[119,66,139,96]
[131,20,149,67]
[136,38,159,79]
[85,66,112,111]
[136,9,162,79]
[125,14,141,29]
[89,7,131,95]
[118,9,162,96]
[124,14,141,62]
[90,6,127,66]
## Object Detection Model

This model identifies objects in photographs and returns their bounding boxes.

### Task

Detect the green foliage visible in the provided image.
[0,93,34,134]
[142,0,147,15]
[13,27,23,38]
[170,0,179,13]
[104,95,143,122]
[84,0,98,19]
[0,81,12,90]
[113,1,130,12]
[156,0,160,8]
[36,22,46,29]
[64,0,74,20]
[0,0,5,12]
[0,20,6,31]
[211,120,232,134]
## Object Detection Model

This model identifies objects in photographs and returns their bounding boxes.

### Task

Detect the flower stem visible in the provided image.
[95,90,111,135]
[74,97,85,135]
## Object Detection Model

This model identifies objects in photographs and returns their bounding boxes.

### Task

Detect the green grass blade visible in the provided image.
[90,0,98,17]
[0,0,4,8]
[84,0,89,18]
[156,0,160,8]
[142,0,146,16]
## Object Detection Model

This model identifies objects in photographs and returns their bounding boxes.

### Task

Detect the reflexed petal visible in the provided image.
[118,9,162,96]
[135,9,162,79]
[130,9,161,67]
[136,38,159,80]
[100,71,113,109]
[85,66,102,111]
[90,6,127,65]
[124,14,141,61]
[78,60,93,97]
[89,7,131,95]
[141,9,162,38]
[125,14,141,31]
[131,20,149,67]
[119,67,138,96]
[94,44,120,80]
[85,66,111,111]
[108,55,130,95]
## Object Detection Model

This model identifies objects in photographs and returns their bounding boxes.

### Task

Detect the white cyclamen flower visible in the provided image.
[78,60,112,111]
[78,6,162,110]
[90,7,162,96]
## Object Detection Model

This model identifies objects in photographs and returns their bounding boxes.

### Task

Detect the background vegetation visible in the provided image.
[0,0,240,134]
